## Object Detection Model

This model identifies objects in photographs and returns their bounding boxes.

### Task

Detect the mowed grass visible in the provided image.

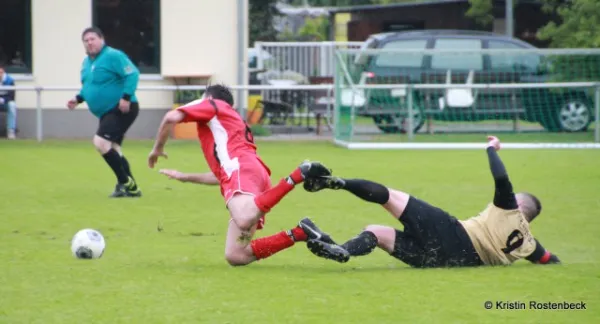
[0,139,599,323]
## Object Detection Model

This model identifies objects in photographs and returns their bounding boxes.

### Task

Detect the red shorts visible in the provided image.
[220,157,272,230]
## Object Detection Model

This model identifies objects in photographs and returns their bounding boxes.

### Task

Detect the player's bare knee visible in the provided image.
[93,136,111,154]
[383,189,410,219]
[230,205,259,231]
[224,251,252,266]
[111,143,122,154]
[364,225,396,253]
[234,215,256,233]
[224,247,254,266]
[228,194,261,231]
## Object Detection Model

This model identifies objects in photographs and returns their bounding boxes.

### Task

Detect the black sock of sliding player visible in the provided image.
[341,231,378,256]
[342,179,390,205]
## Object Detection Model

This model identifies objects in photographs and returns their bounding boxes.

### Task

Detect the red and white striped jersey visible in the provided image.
[177,98,271,182]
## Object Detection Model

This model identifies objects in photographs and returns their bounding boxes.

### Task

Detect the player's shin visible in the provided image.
[341,231,378,256]
[102,148,129,184]
[342,179,390,205]
[253,178,295,213]
[120,155,135,180]
[253,163,326,213]
[250,228,305,260]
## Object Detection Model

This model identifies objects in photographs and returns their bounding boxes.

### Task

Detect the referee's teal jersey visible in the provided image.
[78,45,139,118]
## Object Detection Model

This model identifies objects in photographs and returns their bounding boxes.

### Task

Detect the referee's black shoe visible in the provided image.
[110,177,141,198]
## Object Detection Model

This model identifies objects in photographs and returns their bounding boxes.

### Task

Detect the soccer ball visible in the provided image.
[70,229,106,259]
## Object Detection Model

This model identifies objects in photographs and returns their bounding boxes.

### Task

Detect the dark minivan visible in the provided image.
[348,30,594,133]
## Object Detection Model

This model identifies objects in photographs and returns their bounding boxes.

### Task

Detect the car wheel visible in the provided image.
[540,97,592,132]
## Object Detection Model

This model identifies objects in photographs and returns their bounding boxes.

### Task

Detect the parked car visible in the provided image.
[348,30,595,133]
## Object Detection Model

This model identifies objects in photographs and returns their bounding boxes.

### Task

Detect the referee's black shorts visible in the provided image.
[96,102,139,146]
[390,196,483,268]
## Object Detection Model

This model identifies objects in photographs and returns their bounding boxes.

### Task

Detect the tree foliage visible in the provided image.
[466,0,600,48]
[286,0,420,6]
[465,0,494,27]
[537,0,600,48]
[249,0,280,46]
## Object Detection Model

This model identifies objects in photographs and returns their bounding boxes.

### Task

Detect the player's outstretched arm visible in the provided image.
[159,169,219,185]
[525,239,561,265]
[148,110,185,168]
[486,136,518,210]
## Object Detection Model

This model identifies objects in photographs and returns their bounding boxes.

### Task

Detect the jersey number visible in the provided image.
[244,123,255,144]
[502,230,524,254]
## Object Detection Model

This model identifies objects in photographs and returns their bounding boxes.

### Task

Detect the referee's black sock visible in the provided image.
[342,231,378,256]
[102,149,129,184]
[121,155,134,180]
[342,179,390,205]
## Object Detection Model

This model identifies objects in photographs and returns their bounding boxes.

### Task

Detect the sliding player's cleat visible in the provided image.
[307,239,350,263]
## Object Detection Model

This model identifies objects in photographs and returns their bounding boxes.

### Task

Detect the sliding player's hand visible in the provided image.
[148,149,168,168]
[159,169,185,181]
[487,135,501,151]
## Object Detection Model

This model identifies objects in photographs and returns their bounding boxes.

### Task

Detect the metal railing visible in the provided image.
[2,82,599,143]
[0,84,334,142]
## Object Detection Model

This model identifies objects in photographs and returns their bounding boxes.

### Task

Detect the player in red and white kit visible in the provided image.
[148,84,334,266]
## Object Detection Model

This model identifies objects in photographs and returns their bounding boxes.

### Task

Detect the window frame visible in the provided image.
[91,0,161,74]
[1,0,33,74]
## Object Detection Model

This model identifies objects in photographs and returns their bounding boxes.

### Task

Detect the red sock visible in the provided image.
[289,168,304,184]
[250,231,296,260]
[254,178,294,213]
[291,226,307,241]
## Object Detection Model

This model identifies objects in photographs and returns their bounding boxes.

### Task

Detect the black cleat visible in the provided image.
[298,160,332,180]
[109,178,142,198]
[303,175,346,193]
[307,239,350,263]
[124,177,142,197]
[298,217,337,244]
[110,183,129,198]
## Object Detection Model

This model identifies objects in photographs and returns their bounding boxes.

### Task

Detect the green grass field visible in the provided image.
[1,139,599,323]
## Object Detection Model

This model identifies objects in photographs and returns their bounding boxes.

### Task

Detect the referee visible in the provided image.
[67,27,141,198]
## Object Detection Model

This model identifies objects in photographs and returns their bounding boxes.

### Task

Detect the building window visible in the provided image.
[0,0,32,73]
[92,0,160,73]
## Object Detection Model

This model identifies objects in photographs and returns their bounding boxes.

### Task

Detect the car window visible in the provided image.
[354,36,379,66]
[488,40,541,73]
[431,39,483,71]
[373,39,428,68]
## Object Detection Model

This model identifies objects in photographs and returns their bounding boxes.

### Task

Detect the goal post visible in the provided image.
[333,47,600,149]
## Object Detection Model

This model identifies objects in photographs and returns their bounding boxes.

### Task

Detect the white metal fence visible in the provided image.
[1,82,599,145]
[253,41,363,82]
[1,84,334,142]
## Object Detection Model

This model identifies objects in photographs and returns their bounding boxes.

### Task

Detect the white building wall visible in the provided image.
[14,0,244,111]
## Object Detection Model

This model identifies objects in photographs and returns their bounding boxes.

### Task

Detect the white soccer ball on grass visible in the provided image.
[70,229,106,259]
